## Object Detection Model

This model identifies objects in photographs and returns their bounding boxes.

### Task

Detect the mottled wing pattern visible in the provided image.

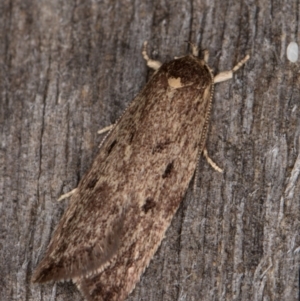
[32,55,213,300]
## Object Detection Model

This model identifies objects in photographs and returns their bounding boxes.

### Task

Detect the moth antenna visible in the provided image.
[185,41,200,57]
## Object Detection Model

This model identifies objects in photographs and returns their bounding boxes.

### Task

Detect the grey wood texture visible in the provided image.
[0,0,299,300]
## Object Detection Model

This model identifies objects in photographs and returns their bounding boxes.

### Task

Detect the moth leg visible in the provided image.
[57,188,78,202]
[203,148,223,173]
[185,41,200,57]
[57,123,113,203]
[193,148,223,192]
[202,49,209,63]
[97,124,115,135]
[142,41,162,70]
[98,123,116,149]
[214,55,250,83]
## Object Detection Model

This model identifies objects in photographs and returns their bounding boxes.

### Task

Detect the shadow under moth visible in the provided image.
[32,41,249,301]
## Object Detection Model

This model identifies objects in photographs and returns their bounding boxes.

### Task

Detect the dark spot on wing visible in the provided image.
[142,197,156,213]
[86,177,98,189]
[162,161,174,178]
[152,139,171,154]
[107,140,117,154]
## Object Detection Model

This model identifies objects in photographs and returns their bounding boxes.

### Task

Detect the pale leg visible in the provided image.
[142,41,162,71]
[58,188,78,202]
[97,124,114,134]
[214,55,250,83]
[203,148,223,173]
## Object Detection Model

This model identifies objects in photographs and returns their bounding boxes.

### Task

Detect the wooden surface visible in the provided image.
[1,0,299,300]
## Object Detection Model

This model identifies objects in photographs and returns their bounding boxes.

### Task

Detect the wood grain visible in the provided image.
[0,0,299,300]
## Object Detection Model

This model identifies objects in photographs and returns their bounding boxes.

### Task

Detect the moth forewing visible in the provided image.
[32,42,249,301]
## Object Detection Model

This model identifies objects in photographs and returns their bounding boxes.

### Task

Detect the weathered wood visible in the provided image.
[0,0,299,300]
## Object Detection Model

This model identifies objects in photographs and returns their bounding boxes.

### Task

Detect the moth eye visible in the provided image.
[107,140,117,154]
[162,161,174,178]
[142,197,156,213]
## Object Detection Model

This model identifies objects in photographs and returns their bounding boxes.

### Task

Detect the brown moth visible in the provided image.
[32,41,249,301]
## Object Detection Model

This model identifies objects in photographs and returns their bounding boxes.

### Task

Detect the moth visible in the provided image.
[32,41,249,301]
